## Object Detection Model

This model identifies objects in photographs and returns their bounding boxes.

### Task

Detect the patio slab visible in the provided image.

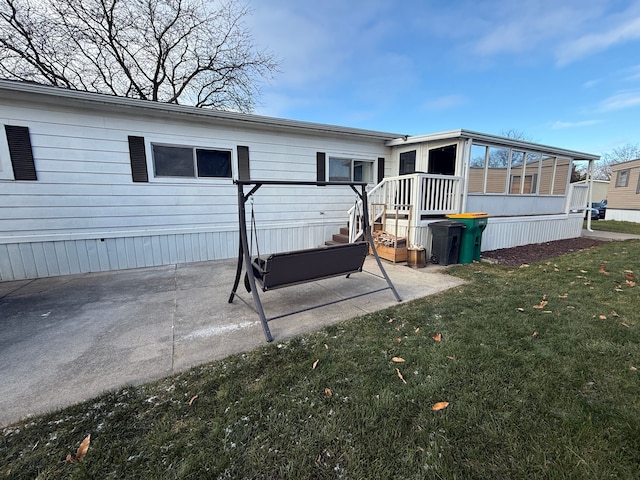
[0,257,464,427]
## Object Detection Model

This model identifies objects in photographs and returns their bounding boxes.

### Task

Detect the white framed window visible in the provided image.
[151,143,232,179]
[328,157,374,183]
[616,169,629,188]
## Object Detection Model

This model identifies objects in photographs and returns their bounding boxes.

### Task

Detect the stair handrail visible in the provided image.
[348,179,387,242]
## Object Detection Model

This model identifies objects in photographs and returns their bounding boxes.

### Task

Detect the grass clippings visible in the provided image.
[2,241,639,479]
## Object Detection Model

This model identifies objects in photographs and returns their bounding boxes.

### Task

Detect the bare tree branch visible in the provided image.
[595,143,640,180]
[0,0,278,111]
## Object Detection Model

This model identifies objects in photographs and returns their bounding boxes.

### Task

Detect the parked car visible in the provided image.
[590,201,607,220]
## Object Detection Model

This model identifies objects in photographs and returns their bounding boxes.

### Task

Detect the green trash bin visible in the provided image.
[446,213,489,264]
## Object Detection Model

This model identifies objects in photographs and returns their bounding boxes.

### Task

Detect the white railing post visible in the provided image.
[347,174,463,241]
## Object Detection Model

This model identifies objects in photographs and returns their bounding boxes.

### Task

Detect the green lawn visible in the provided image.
[2,241,640,479]
[586,219,640,235]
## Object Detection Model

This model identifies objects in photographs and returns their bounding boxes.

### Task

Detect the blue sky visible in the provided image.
[246,0,640,157]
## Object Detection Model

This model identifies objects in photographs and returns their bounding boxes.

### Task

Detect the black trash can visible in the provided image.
[429,220,465,266]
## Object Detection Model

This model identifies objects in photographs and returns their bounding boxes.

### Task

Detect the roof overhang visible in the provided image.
[0,79,404,142]
[387,128,600,162]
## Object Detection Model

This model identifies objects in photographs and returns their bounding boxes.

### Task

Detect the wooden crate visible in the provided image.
[370,243,408,263]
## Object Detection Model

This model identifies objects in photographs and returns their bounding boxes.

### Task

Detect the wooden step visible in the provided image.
[332,233,349,243]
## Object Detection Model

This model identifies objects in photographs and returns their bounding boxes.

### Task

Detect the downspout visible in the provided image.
[585,159,594,232]
[460,138,471,213]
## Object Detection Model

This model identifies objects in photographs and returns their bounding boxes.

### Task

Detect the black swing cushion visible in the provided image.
[251,241,368,291]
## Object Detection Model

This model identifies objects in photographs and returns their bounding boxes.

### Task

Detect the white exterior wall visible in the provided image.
[605,209,640,223]
[466,194,567,216]
[479,213,584,251]
[413,213,584,258]
[0,95,391,281]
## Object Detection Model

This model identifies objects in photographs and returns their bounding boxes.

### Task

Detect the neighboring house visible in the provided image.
[0,80,599,281]
[574,179,609,203]
[605,159,640,222]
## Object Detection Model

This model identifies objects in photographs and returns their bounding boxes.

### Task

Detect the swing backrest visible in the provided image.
[252,241,368,291]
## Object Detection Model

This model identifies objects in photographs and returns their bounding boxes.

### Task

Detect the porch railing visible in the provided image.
[567,183,589,212]
[349,173,462,242]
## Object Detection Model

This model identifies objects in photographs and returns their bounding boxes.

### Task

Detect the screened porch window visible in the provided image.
[329,157,374,183]
[152,144,232,178]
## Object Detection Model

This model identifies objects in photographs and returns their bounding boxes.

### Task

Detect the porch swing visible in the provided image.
[228,180,402,342]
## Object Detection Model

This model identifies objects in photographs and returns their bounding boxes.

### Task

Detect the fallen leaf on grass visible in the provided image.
[324,388,333,398]
[312,359,319,370]
[580,269,588,273]
[519,264,530,268]
[558,293,569,299]
[392,357,405,363]
[76,435,90,461]
[188,395,198,406]
[599,264,609,275]
[626,280,636,287]
[599,315,607,320]
[432,402,449,411]
[396,368,407,384]
[447,356,456,360]
[324,344,329,350]
[615,288,624,292]
[532,331,539,338]
[621,322,630,328]
[611,310,619,317]
[66,434,91,463]
[516,307,525,312]
[387,318,394,323]
[396,337,402,344]
[630,366,637,371]
[532,300,548,309]
[433,333,442,342]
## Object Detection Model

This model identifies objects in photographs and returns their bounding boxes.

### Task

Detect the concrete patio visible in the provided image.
[0,257,464,427]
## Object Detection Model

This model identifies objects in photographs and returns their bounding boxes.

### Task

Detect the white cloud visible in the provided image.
[598,91,640,112]
[623,65,640,82]
[557,15,640,65]
[245,1,395,91]
[423,94,467,111]
[551,120,601,130]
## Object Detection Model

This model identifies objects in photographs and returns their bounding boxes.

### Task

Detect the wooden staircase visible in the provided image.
[325,226,350,245]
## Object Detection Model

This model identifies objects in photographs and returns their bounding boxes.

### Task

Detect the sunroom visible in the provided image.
[354,130,599,255]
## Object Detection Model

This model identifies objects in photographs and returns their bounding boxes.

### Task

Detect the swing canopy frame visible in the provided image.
[228,180,401,342]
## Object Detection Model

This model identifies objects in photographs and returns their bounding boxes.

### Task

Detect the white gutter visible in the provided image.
[0,79,405,141]
[585,159,595,232]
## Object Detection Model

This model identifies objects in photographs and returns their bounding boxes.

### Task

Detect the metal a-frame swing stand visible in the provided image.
[228,180,402,342]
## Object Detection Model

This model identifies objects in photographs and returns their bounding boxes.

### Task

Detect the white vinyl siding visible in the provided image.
[0,98,390,280]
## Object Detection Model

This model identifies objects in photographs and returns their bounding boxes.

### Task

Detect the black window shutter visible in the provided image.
[316,152,326,183]
[5,125,37,181]
[377,157,385,183]
[128,136,148,182]
[237,145,250,180]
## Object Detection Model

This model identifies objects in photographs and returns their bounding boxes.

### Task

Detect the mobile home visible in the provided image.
[0,80,599,281]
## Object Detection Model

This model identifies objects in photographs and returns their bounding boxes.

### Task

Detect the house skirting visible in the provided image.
[413,213,584,258]
[605,209,640,223]
[0,221,341,281]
